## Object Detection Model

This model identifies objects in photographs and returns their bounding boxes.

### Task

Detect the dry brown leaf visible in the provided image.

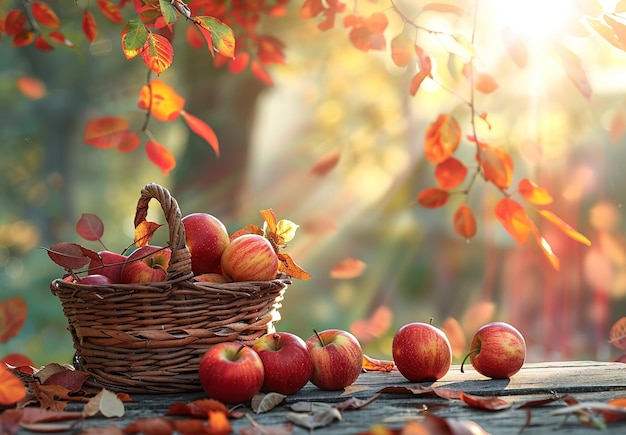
[251,392,286,414]
[83,388,124,418]
[287,407,342,430]
[610,317,626,350]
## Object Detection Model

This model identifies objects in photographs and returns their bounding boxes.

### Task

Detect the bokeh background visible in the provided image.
[2,0,626,366]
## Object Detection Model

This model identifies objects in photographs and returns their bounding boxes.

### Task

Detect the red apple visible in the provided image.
[392,322,452,382]
[194,273,232,283]
[305,329,363,390]
[198,342,264,404]
[461,322,526,379]
[182,213,230,275]
[220,234,279,282]
[76,274,113,285]
[120,245,172,284]
[88,250,127,283]
[252,332,314,395]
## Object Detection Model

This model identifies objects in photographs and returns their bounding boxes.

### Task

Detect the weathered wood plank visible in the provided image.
[15,361,626,434]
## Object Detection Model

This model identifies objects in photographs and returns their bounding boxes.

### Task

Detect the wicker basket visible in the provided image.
[50,183,290,394]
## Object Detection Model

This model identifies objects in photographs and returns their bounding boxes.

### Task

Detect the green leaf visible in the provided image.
[194,16,235,58]
[159,0,178,25]
[121,19,148,60]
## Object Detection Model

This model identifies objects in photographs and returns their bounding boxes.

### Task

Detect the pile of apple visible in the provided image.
[72,212,283,286]
[197,321,527,405]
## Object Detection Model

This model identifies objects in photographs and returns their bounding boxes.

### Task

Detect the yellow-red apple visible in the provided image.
[120,245,171,284]
[392,322,452,382]
[305,329,363,390]
[220,234,279,282]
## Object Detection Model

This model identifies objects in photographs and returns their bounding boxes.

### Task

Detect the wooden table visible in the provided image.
[18,361,626,434]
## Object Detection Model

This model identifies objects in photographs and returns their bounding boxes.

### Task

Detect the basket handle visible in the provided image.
[134,183,192,280]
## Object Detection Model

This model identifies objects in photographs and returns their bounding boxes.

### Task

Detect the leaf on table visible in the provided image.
[433,387,462,400]
[287,407,342,430]
[288,402,334,412]
[76,213,105,242]
[0,296,28,344]
[609,317,626,350]
[603,398,626,422]
[517,394,564,409]
[341,385,371,396]
[334,393,381,411]
[19,421,82,433]
[329,257,366,279]
[241,415,294,435]
[134,221,163,247]
[32,383,73,410]
[377,385,435,396]
[167,398,228,418]
[251,392,286,414]
[362,354,395,372]
[423,413,492,434]
[81,424,125,435]
[19,407,84,425]
[42,368,91,393]
[459,392,512,411]
[0,365,27,406]
[124,417,174,435]
[83,389,124,418]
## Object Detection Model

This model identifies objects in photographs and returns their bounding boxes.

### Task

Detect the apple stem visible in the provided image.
[272,333,280,350]
[234,344,246,360]
[429,317,434,325]
[460,348,480,373]
[313,328,326,347]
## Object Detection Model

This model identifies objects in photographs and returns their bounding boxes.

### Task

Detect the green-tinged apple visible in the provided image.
[76,274,113,285]
[120,245,172,284]
[220,234,279,282]
[305,329,363,390]
[461,322,526,379]
[392,321,452,382]
[252,332,314,395]
[88,251,127,283]
[198,342,264,404]
[194,273,232,283]
[182,213,230,275]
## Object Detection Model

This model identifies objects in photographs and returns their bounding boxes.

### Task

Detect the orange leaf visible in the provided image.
[477,142,513,189]
[82,10,98,43]
[530,220,560,271]
[31,1,60,28]
[310,147,341,176]
[16,76,47,100]
[495,198,530,245]
[330,257,366,279]
[146,140,176,175]
[424,114,461,164]
[193,16,235,59]
[97,0,124,24]
[185,24,204,49]
[584,16,626,51]
[0,296,27,343]
[610,318,626,350]
[416,187,449,208]
[362,355,395,372]
[229,52,250,74]
[501,27,527,68]
[84,117,131,149]
[350,305,393,344]
[0,365,27,406]
[549,42,592,100]
[278,252,312,280]
[348,13,388,52]
[518,178,553,205]
[260,209,278,233]
[251,60,274,85]
[391,33,413,67]
[459,392,512,411]
[138,79,185,122]
[180,111,220,157]
[604,15,626,49]
[610,111,626,144]
[134,221,163,247]
[410,70,430,96]
[474,71,499,94]
[453,203,477,239]
[441,317,467,359]
[539,210,592,246]
[12,30,35,47]
[141,32,174,75]
[435,157,467,189]
[34,35,54,51]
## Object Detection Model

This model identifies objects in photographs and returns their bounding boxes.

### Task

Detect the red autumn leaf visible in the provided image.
[300,0,325,19]
[604,398,626,422]
[180,111,220,157]
[310,147,341,176]
[34,35,54,51]
[330,257,366,279]
[453,203,477,239]
[2,353,35,369]
[604,15,626,49]
[167,398,229,418]
[82,10,98,43]
[518,178,553,205]
[0,365,27,406]
[146,140,176,175]
[348,13,388,52]
[476,142,513,189]
[0,296,27,343]
[610,111,626,144]
[47,242,100,270]
[416,187,450,208]
[278,252,312,280]
[441,317,467,359]
[185,24,204,49]
[334,393,382,411]
[43,370,91,393]
[424,114,461,164]
[97,0,124,24]
[31,2,60,28]
[12,30,35,47]
[350,305,393,344]
[530,220,560,271]
[76,213,104,242]
[495,198,530,245]
[251,60,274,85]
[138,79,186,121]
[194,16,236,59]
[48,30,74,47]
[362,355,395,372]
[134,221,163,247]
[538,209,592,246]
[584,16,626,51]
[141,32,174,75]
[435,157,467,189]
[391,33,413,67]
[610,317,626,350]
[256,34,286,65]
[501,26,527,68]
[229,51,250,74]
[423,414,491,434]
[459,392,512,411]
[474,71,499,94]
[124,418,174,435]
[549,42,592,100]
[84,117,136,149]
[317,0,346,31]
[16,76,47,100]
[5,10,27,37]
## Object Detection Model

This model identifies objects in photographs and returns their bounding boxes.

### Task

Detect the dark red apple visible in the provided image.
[194,273,232,283]
[88,251,127,283]
[461,322,526,379]
[76,274,113,285]
[182,213,230,275]
[252,332,314,395]
[120,245,172,284]
[305,329,363,390]
[392,322,452,382]
[198,342,264,404]
[220,234,279,282]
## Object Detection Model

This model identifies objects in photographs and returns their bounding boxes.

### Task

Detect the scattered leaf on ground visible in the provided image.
[251,392,286,413]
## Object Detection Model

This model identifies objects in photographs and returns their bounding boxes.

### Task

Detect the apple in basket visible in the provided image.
[88,250,128,283]
[252,332,314,395]
[220,234,279,282]
[120,245,172,284]
[305,329,363,390]
[76,274,113,285]
[199,342,265,404]
[182,213,230,275]
[194,273,232,284]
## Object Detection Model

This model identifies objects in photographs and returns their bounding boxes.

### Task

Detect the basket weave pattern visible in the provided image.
[50,183,289,393]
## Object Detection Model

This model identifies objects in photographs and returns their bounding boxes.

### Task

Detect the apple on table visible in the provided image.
[305,329,363,391]
[120,245,172,284]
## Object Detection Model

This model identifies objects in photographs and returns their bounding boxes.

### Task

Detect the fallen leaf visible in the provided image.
[287,407,342,430]
[334,393,381,411]
[459,392,512,411]
[362,354,395,372]
[83,389,124,418]
[251,392,286,414]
